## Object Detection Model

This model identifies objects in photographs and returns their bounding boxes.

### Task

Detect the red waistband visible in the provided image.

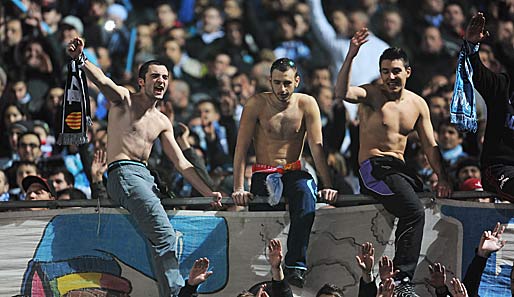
[252,160,302,174]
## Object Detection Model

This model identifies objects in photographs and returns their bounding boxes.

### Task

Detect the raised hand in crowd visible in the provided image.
[255,283,270,297]
[477,222,506,258]
[377,278,395,297]
[187,258,213,286]
[379,256,399,283]
[449,278,468,297]
[464,12,489,44]
[176,123,191,151]
[268,239,284,281]
[427,262,451,296]
[356,242,375,283]
[91,150,107,184]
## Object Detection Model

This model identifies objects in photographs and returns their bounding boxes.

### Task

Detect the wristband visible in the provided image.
[75,52,88,68]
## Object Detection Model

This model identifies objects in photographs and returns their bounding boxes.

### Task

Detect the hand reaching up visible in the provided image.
[465,12,489,43]
[356,242,374,273]
[347,27,369,58]
[449,278,468,297]
[426,263,448,292]
[379,256,399,283]
[477,222,506,257]
[187,258,213,286]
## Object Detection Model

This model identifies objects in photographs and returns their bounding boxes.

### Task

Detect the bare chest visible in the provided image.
[110,106,163,142]
[361,101,419,135]
[258,108,305,139]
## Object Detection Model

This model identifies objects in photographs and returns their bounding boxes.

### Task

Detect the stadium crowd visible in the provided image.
[1,0,514,296]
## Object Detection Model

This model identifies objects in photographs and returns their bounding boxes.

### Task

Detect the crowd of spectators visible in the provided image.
[0,0,512,205]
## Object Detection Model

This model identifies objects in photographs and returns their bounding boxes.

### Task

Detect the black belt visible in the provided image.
[107,160,147,174]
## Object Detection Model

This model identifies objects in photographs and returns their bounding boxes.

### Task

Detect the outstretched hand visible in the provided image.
[449,278,468,297]
[426,263,447,289]
[477,222,506,257]
[67,37,84,59]
[356,242,374,273]
[465,12,489,43]
[379,256,399,283]
[347,27,369,58]
[268,239,283,269]
[187,258,213,286]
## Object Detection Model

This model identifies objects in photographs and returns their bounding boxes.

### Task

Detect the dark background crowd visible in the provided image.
[0,0,513,205]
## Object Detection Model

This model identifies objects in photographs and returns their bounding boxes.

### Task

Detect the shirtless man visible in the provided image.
[67,37,222,297]
[335,28,451,294]
[232,58,338,288]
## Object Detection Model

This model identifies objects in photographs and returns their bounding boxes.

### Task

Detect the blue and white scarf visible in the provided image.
[450,41,480,133]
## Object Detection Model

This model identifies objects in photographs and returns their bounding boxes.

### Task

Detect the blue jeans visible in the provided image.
[250,170,317,270]
[107,160,184,296]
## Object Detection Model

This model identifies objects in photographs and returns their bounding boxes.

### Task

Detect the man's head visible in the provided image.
[379,48,411,95]
[315,86,334,115]
[421,26,443,54]
[270,58,300,102]
[310,66,332,88]
[49,168,75,191]
[330,9,349,37]
[455,158,481,184]
[438,120,463,150]
[163,37,182,64]
[16,161,39,191]
[427,94,449,122]
[17,132,42,162]
[276,12,296,41]
[202,6,223,34]
[348,10,369,36]
[443,2,465,30]
[56,188,87,200]
[316,283,344,297]
[156,2,177,29]
[22,176,56,208]
[6,18,23,47]
[195,99,221,125]
[381,8,403,39]
[138,60,170,100]
[168,79,190,110]
[231,72,256,105]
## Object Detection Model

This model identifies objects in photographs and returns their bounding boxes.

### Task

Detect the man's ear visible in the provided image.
[137,77,144,89]
[406,66,412,78]
[295,75,300,88]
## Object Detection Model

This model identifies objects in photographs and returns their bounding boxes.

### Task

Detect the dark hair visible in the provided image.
[316,283,344,297]
[195,98,220,114]
[379,47,410,68]
[270,58,297,76]
[18,131,41,147]
[138,60,168,80]
[49,167,75,186]
[57,188,87,200]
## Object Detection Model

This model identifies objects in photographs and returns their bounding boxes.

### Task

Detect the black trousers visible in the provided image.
[359,156,425,281]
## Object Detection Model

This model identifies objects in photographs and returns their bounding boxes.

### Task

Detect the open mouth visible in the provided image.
[154,85,165,94]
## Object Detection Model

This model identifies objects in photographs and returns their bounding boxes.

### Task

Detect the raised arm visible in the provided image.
[306,0,338,51]
[160,117,222,206]
[334,28,369,104]
[464,13,510,102]
[304,96,338,203]
[231,96,259,206]
[415,98,452,198]
[67,37,129,104]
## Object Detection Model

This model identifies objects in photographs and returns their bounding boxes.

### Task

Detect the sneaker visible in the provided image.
[394,280,419,297]
[284,268,306,288]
